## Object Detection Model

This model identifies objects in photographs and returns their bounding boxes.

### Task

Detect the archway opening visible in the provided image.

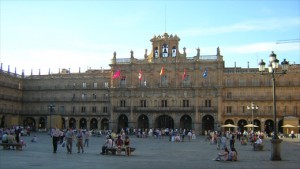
[180,115,192,130]
[155,115,174,129]
[202,115,214,134]
[137,115,149,130]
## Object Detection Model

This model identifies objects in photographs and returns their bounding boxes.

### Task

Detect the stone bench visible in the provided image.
[253,144,264,151]
[106,147,136,155]
[0,143,24,151]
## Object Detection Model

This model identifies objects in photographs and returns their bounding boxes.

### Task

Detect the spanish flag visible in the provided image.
[138,70,142,80]
[182,68,187,80]
[160,66,164,76]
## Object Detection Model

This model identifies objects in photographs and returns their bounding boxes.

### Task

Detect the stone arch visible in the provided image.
[180,115,192,130]
[101,118,109,130]
[224,119,234,125]
[137,114,149,130]
[202,115,214,134]
[90,118,98,130]
[155,115,174,129]
[69,118,76,129]
[23,117,36,130]
[264,119,274,136]
[237,119,247,132]
[79,118,87,129]
[254,119,261,132]
[118,114,128,132]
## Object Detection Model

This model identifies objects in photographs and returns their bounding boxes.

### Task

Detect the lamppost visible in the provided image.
[48,103,55,133]
[247,102,258,132]
[258,51,289,161]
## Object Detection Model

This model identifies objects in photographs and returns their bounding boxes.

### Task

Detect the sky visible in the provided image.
[0,0,299,75]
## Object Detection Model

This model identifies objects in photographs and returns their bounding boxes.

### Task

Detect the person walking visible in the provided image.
[51,126,61,153]
[76,129,84,153]
[65,128,75,154]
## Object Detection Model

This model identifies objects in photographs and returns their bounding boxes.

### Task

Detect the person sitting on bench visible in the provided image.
[115,135,124,155]
[101,135,114,155]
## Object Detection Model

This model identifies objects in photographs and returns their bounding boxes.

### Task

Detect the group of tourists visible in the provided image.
[51,127,91,154]
[0,127,26,149]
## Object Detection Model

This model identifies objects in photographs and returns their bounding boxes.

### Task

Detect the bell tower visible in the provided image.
[150,33,181,59]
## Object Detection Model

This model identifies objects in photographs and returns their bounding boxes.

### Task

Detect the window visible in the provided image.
[172,46,176,57]
[161,75,168,87]
[226,92,232,99]
[205,100,211,107]
[141,100,147,107]
[92,106,97,113]
[93,82,98,88]
[104,94,109,100]
[81,93,86,99]
[242,106,246,113]
[162,44,168,57]
[60,106,65,114]
[72,106,76,113]
[226,106,232,113]
[81,106,86,113]
[239,79,246,86]
[72,94,75,100]
[154,47,158,58]
[104,82,109,88]
[103,106,108,113]
[161,100,167,107]
[93,94,96,100]
[82,82,87,88]
[120,100,126,107]
[183,100,189,107]
[120,76,126,87]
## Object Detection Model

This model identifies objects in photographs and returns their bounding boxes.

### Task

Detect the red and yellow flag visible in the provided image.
[160,66,164,76]
[182,68,187,80]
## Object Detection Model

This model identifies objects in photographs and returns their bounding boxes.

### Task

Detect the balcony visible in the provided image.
[133,106,195,112]
[113,106,130,112]
[198,106,217,113]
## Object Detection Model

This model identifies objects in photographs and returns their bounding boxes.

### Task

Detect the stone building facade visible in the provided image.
[0,33,299,135]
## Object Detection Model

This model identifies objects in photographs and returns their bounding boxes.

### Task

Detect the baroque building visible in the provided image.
[0,33,299,135]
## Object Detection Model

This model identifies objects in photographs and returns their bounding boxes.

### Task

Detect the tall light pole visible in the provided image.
[258,51,289,161]
[48,103,55,133]
[247,102,258,132]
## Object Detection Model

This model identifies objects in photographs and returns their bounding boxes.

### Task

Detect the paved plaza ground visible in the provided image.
[0,132,299,169]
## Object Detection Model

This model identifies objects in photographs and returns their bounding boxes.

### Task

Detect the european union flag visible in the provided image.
[203,68,207,78]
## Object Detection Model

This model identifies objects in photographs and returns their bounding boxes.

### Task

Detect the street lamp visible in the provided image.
[247,102,258,132]
[48,103,55,133]
[258,51,289,161]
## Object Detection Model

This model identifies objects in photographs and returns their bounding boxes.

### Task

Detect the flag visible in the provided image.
[138,70,142,80]
[113,69,121,79]
[203,68,208,78]
[182,68,187,80]
[160,66,164,76]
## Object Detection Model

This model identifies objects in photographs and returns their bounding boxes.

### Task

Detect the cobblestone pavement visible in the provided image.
[0,133,299,169]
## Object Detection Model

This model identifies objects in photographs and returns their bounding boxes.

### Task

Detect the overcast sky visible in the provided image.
[1,0,299,75]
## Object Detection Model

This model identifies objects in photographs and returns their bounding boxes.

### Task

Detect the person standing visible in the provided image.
[76,129,84,153]
[124,135,131,156]
[84,130,90,147]
[65,128,75,154]
[291,130,295,139]
[51,126,61,153]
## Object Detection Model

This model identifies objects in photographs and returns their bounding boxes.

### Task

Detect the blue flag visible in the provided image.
[203,68,207,78]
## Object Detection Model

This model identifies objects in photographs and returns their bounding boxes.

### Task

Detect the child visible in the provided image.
[31,135,37,143]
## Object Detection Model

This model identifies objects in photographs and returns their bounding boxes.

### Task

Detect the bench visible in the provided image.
[106,147,136,155]
[0,143,24,151]
[253,144,264,151]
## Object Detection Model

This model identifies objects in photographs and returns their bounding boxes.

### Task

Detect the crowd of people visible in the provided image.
[0,126,27,150]
[2,126,295,160]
